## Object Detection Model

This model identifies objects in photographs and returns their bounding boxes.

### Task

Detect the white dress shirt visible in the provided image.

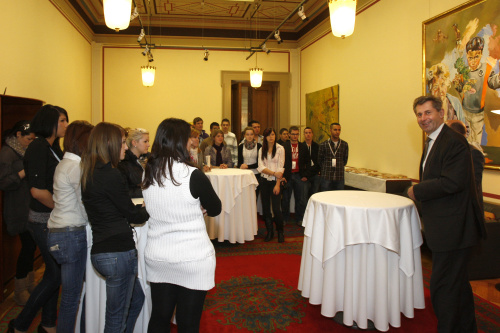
[257,144,285,181]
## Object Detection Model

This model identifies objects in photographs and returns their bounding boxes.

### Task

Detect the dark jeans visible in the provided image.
[48,228,87,333]
[148,283,207,333]
[16,231,37,278]
[319,178,345,191]
[91,249,145,333]
[305,174,321,200]
[14,222,61,331]
[260,179,283,232]
[281,172,308,222]
[430,247,477,333]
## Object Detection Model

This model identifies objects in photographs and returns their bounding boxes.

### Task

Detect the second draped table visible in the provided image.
[204,168,259,243]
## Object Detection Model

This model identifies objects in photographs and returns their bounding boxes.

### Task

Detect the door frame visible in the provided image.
[221,71,290,130]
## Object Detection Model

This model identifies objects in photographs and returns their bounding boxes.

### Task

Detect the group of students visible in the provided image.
[1,106,222,333]
[184,117,349,244]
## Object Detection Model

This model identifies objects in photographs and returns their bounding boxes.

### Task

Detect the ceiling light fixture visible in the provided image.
[203,49,209,61]
[130,6,139,21]
[103,0,132,32]
[297,6,308,21]
[137,29,145,42]
[274,30,282,44]
[250,52,263,88]
[261,43,270,54]
[141,66,156,87]
[328,0,357,38]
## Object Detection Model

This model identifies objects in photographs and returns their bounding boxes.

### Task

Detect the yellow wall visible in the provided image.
[299,0,500,201]
[0,0,92,122]
[102,47,290,137]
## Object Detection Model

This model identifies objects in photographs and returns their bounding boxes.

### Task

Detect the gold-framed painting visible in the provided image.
[305,85,339,143]
[423,0,500,170]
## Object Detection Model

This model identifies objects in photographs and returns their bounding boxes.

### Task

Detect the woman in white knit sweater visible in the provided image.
[142,118,221,333]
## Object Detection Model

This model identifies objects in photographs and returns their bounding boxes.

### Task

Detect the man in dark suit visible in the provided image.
[303,127,320,199]
[282,126,310,225]
[408,95,486,333]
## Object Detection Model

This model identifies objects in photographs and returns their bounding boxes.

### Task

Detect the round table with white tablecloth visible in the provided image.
[298,191,425,331]
[204,168,259,243]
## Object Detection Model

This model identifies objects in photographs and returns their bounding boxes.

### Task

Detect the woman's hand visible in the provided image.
[18,169,26,179]
[273,182,281,195]
[220,164,228,169]
[240,164,248,169]
[274,171,283,179]
[203,165,211,172]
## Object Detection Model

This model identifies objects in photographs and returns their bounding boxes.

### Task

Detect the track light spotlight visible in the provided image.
[297,6,308,21]
[274,30,282,44]
[203,49,209,61]
[261,43,270,54]
[137,29,145,42]
[147,51,154,62]
[142,45,149,56]
[130,7,139,21]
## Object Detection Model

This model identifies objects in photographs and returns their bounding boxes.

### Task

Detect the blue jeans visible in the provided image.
[282,173,308,222]
[91,249,145,333]
[319,178,345,191]
[48,228,87,332]
[306,174,321,200]
[14,222,61,331]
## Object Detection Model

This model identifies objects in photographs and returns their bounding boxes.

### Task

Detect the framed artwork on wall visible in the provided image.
[423,0,500,170]
[305,85,340,143]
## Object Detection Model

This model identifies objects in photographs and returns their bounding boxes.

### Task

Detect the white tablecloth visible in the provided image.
[76,221,151,332]
[298,191,425,331]
[204,168,259,243]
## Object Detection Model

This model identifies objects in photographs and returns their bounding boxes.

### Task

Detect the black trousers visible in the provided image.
[260,179,283,232]
[16,231,36,278]
[430,247,477,333]
[148,282,207,333]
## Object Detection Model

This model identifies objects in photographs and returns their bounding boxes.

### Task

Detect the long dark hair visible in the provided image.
[64,121,94,157]
[142,118,193,188]
[81,122,124,190]
[261,127,277,160]
[1,120,31,144]
[31,104,68,156]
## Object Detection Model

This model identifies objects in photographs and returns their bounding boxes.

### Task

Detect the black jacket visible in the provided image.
[82,161,149,255]
[304,141,320,179]
[283,141,311,181]
[0,145,30,235]
[237,142,262,170]
[117,150,148,198]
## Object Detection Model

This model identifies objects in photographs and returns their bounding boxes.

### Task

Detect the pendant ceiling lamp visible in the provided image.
[141,66,156,87]
[250,52,263,88]
[104,0,132,32]
[328,0,357,38]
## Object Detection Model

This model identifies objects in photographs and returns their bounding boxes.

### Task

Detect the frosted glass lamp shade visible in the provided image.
[329,0,357,38]
[104,0,132,31]
[250,68,263,88]
[141,66,156,87]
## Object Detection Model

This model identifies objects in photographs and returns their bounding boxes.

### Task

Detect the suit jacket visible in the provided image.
[283,141,310,181]
[304,141,320,179]
[413,124,486,252]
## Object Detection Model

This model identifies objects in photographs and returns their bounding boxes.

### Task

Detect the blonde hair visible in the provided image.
[126,128,149,149]
[81,122,125,190]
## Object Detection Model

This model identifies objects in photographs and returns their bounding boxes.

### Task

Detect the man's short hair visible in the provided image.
[466,37,484,53]
[304,127,313,132]
[413,95,442,113]
[279,128,288,135]
[221,118,230,125]
[210,122,220,130]
[447,120,467,136]
[193,117,203,124]
[249,120,260,127]
[330,122,341,128]
[289,126,300,133]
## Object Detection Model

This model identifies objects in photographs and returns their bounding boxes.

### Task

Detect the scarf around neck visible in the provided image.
[5,136,27,157]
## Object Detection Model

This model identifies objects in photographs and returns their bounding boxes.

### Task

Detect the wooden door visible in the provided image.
[231,83,242,141]
[249,84,275,131]
[0,95,43,302]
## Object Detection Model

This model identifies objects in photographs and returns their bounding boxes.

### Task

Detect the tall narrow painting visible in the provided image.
[305,85,340,144]
[423,0,500,170]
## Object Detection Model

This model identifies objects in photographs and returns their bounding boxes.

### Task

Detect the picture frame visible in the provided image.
[423,0,500,170]
[305,85,340,144]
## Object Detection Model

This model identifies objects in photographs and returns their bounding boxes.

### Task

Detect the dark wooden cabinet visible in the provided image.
[0,95,43,302]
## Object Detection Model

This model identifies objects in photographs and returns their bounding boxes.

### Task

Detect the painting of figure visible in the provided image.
[305,85,339,144]
[424,0,500,169]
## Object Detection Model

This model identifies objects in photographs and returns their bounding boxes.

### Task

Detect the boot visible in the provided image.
[278,231,285,243]
[14,277,30,306]
[264,219,274,242]
[27,271,36,293]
